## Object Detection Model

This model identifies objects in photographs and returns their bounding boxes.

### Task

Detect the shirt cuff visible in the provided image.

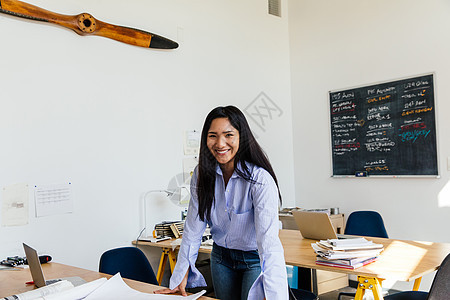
[248,251,289,299]
[169,245,207,289]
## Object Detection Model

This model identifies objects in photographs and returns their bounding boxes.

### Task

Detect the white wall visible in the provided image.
[289,0,450,291]
[0,0,295,271]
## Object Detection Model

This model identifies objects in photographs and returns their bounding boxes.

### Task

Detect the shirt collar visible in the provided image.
[215,161,244,178]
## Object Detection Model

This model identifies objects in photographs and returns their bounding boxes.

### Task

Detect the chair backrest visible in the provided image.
[289,287,318,300]
[344,211,388,238]
[99,247,158,285]
[428,252,450,300]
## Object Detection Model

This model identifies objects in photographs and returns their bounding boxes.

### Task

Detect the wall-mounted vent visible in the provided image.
[268,0,281,17]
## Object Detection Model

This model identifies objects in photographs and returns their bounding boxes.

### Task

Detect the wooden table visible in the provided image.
[281,229,450,299]
[134,239,212,284]
[135,229,450,300]
[0,262,214,299]
[279,213,347,294]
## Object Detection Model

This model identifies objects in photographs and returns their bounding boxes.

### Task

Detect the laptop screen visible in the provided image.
[23,243,47,288]
[292,211,338,240]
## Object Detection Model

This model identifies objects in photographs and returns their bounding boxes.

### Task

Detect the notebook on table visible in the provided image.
[23,243,86,288]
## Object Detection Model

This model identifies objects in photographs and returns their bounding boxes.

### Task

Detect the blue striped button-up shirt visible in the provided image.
[169,162,288,299]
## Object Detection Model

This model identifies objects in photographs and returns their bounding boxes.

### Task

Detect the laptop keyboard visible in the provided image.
[45,279,62,285]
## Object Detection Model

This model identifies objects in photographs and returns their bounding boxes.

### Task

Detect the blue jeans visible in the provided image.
[210,243,261,300]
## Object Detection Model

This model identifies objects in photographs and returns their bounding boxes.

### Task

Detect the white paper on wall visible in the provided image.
[183,130,200,156]
[34,182,73,217]
[1,183,29,226]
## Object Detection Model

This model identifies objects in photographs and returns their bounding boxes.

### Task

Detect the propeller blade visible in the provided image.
[0,0,178,49]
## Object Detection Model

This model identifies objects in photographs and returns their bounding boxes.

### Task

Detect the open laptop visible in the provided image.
[23,243,86,288]
[292,210,341,240]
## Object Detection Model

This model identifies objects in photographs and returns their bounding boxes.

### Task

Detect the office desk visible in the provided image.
[279,213,347,294]
[135,229,450,300]
[281,229,450,300]
[0,262,214,299]
[134,239,212,284]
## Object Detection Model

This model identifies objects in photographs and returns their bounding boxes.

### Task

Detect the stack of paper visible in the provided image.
[311,237,383,269]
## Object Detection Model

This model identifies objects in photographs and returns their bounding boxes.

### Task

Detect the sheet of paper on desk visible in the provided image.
[44,278,107,300]
[5,274,205,300]
[85,273,206,300]
[4,280,74,300]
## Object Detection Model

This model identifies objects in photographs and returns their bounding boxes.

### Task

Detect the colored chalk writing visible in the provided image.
[329,74,438,176]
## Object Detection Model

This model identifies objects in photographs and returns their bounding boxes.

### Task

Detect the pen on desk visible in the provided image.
[25,281,34,285]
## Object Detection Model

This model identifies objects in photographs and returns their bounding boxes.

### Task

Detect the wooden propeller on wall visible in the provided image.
[0,0,178,49]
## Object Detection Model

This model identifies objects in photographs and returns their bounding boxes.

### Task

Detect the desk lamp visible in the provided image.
[142,185,190,239]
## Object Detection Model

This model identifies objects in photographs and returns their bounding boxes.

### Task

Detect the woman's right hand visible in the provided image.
[154,269,189,296]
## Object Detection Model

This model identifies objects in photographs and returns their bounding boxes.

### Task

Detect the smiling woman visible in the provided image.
[155,106,289,299]
[206,117,240,182]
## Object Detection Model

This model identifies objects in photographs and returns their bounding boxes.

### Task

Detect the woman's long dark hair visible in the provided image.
[197,105,282,222]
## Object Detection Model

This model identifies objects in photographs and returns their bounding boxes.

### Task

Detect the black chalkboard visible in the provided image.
[329,74,438,176]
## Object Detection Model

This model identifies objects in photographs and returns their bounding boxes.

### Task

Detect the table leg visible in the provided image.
[156,248,178,285]
[354,285,365,300]
[413,277,422,291]
[168,249,177,272]
[311,269,318,295]
[355,276,384,300]
[156,249,169,285]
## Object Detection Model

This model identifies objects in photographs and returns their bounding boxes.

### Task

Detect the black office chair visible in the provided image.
[99,246,158,285]
[344,211,388,238]
[383,252,450,300]
[289,287,318,300]
[338,211,388,300]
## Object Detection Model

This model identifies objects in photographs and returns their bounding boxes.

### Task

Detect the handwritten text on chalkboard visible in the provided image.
[329,74,438,176]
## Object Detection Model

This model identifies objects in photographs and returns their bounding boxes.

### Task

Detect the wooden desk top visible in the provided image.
[134,239,213,254]
[0,262,214,299]
[135,229,450,283]
[280,229,450,282]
